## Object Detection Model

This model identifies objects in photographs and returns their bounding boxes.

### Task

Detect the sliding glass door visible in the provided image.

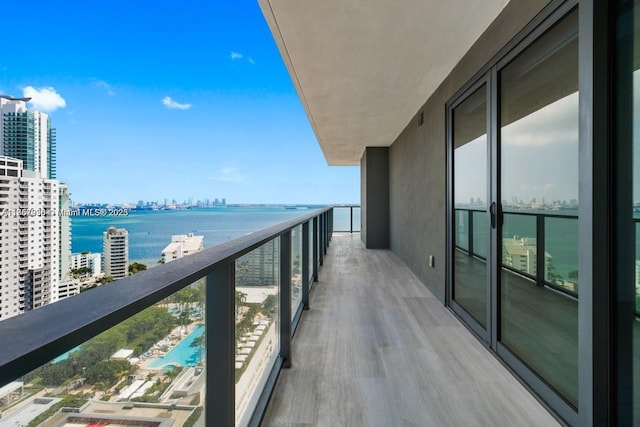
[451,83,489,337]
[448,4,579,419]
[498,8,579,408]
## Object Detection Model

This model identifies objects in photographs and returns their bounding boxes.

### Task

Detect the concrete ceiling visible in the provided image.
[259,0,510,165]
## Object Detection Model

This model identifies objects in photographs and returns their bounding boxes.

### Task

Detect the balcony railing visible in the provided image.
[332,204,360,233]
[0,207,335,427]
[455,207,579,298]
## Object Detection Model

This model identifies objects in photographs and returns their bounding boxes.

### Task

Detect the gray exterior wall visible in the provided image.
[361,147,390,249]
[388,0,551,302]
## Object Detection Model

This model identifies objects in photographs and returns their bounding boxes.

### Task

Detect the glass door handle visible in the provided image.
[490,202,496,229]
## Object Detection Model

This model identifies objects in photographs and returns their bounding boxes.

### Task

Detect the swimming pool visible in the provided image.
[51,345,81,363]
[149,324,204,369]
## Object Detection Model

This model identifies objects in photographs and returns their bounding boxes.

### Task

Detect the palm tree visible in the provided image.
[190,335,206,365]
[235,291,247,320]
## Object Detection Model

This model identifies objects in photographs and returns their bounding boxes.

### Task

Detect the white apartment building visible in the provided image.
[0,95,71,318]
[103,227,128,279]
[0,157,59,320]
[70,252,102,277]
[57,280,80,300]
[161,233,204,262]
[502,236,551,277]
[59,184,70,281]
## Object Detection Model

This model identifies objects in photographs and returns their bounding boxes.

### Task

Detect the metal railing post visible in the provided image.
[323,212,328,254]
[468,209,474,257]
[206,262,235,427]
[329,208,333,240]
[280,231,292,368]
[350,206,354,233]
[319,214,325,266]
[536,214,546,287]
[313,216,319,280]
[302,221,310,310]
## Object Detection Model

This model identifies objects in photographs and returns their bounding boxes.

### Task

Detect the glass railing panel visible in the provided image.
[291,225,303,319]
[352,207,361,232]
[454,209,469,252]
[472,210,488,259]
[9,281,206,427]
[545,216,579,294]
[234,238,280,426]
[332,206,351,231]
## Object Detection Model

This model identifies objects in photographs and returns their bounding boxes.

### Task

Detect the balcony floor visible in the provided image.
[262,233,559,426]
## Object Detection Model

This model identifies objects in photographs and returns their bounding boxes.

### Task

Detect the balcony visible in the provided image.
[261,234,556,426]
[0,207,556,426]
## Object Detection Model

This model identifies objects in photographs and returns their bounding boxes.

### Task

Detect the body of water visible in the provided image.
[51,346,81,363]
[149,324,205,369]
[456,209,580,281]
[71,206,321,266]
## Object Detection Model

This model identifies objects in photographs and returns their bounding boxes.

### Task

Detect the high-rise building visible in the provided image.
[0,95,56,179]
[103,226,128,279]
[0,95,71,318]
[236,239,279,286]
[58,184,70,281]
[0,157,60,320]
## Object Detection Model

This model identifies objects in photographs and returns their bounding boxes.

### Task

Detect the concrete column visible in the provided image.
[360,147,389,249]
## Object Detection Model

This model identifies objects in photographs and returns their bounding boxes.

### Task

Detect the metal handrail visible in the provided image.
[454,207,579,298]
[0,206,334,426]
[332,204,360,233]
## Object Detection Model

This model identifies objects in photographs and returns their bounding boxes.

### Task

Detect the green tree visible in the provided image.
[98,276,114,285]
[190,334,205,365]
[70,266,93,279]
[235,290,247,319]
[128,262,148,275]
[263,295,277,316]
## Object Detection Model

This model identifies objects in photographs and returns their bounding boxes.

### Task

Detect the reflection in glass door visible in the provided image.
[498,9,579,407]
[448,6,580,416]
[614,0,640,422]
[452,84,489,331]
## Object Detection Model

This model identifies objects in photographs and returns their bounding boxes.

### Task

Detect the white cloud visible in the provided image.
[95,80,115,96]
[213,167,244,182]
[501,92,578,146]
[230,51,255,65]
[22,86,66,112]
[162,96,192,110]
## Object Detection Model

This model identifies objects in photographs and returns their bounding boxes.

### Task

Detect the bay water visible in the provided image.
[71,206,323,267]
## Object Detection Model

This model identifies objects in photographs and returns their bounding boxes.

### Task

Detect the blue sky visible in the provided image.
[0,0,360,205]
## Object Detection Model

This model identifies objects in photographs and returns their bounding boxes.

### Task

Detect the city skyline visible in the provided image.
[0,0,360,205]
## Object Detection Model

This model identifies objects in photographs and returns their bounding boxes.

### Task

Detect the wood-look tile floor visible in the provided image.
[261,233,560,427]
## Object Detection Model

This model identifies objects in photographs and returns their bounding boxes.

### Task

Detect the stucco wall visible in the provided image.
[361,147,389,249]
[388,0,551,302]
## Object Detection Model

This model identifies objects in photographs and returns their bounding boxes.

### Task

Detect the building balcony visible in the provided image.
[261,231,556,426]
[0,207,558,426]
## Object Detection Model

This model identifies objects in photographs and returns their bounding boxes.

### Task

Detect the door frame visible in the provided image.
[445,0,580,424]
[446,75,492,344]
